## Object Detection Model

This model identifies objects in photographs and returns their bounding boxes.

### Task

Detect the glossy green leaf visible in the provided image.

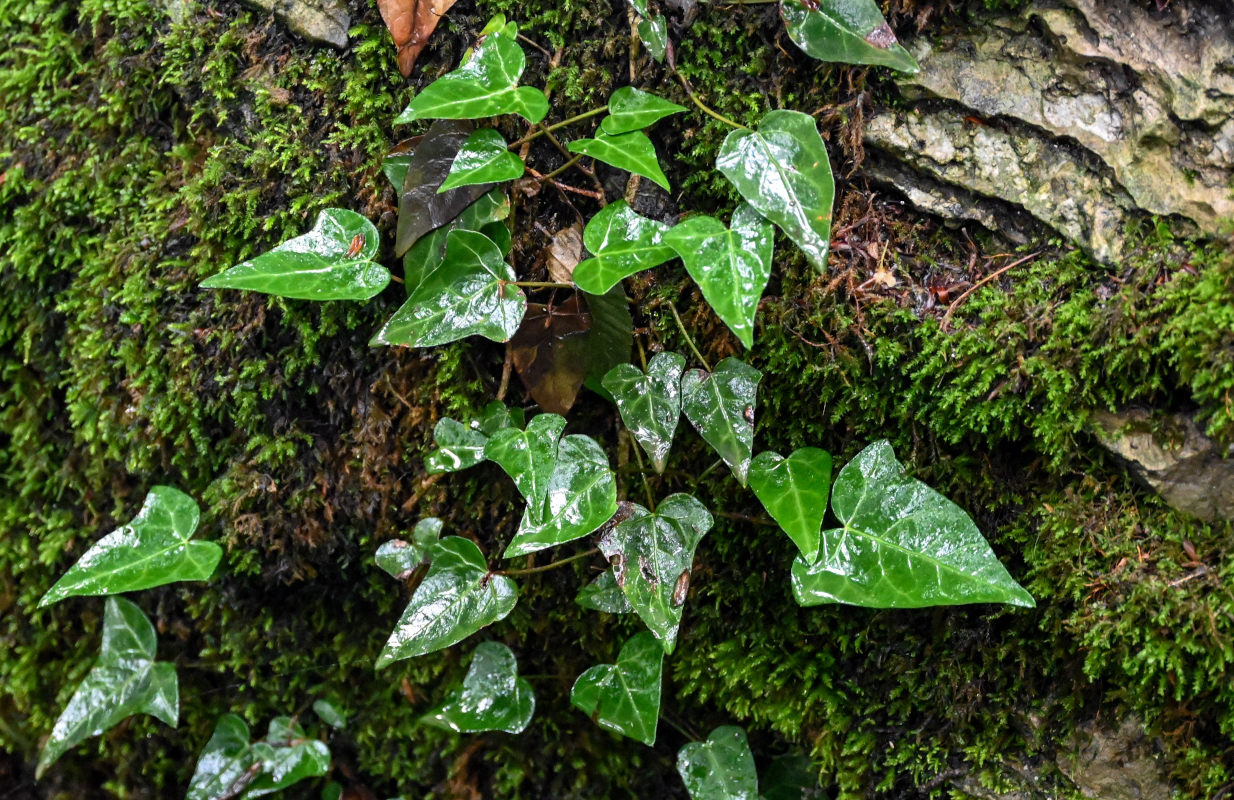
[716,110,834,273]
[597,494,712,653]
[424,402,523,474]
[371,230,525,348]
[483,220,513,256]
[506,434,618,558]
[602,87,686,136]
[485,413,567,506]
[394,33,549,124]
[570,631,663,746]
[791,441,1036,608]
[664,204,773,349]
[572,201,675,295]
[40,486,220,607]
[421,641,535,734]
[37,598,178,777]
[760,753,817,800]
[383,151,414,190]
[247,717,331,797]
[576,568,634,614]
[780,0,919,73]
[376,518,443,580]
[201,209,389,300]
[312,699,347,729]
[439,129,525,192]
[377,537,518,667]
[602,352,685,473]
[187,715,330,800]
[677,726,758,800]
[681,358,761,486]
[186,715,258,800]
[637,16,668,62]
[402,190,510,293]
[748,448,832,561]
[569,130,670,191]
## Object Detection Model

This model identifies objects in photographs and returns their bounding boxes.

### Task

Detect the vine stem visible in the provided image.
[509,107,607,149]
[512,280,574,289]
[497,547,599,576]
[666,301,711,370]
[672,68,748,130]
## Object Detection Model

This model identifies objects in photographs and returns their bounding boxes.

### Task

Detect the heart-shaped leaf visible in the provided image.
[576,568,634,614]
[568,130,670,191]
[570,631,663,746]
[403,188,511,289]
[681,358,761,486]
[602,351,686,473]
[664,204,773,349]
[421,641,535,734]
[572,201,675,295]
[371,229,526,348]
[394,31,549,124]
[716,110,834,273]
[187,715,331,800]
[597,494,712,653]
[37,598,178,778]
[791,441,1036,608]
[780,0,919,74]
[376,518,443,579]
[247,717,331,797]
[186,715,259,800]
[602,87,686,135]
[40,486,220,607]
[440,129,526,192]
[485,413,568,506]
[505,433,618,558]
[425,401,524,474]
[396,121,497,256]
[748,448,832,561]
[628,1,669,63]
[677,725,758,800]
[200,209,388,300]
[377,537,518,667]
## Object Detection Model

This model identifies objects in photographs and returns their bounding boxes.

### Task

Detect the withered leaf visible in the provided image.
[511,296,592,415]
[378,0,461,76]
[396,119,494,256]
[545,224,584,284]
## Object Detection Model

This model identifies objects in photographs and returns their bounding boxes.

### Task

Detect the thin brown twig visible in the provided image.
[941,250,1043,330]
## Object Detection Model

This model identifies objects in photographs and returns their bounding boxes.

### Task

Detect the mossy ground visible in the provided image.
[2,0,1233,798]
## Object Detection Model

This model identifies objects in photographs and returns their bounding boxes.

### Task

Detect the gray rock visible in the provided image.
[1093,408,1234,521]
[243,0,350,49]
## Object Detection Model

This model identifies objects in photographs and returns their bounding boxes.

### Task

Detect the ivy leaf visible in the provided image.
[597,494,712,653]
[505,434,618,558]
[716,110,834,273]
[601,87,686,136]
[677,726,758,800]
[200,209,388,300]
[748,448,832,562]
[570,631,663,746]
[568,130,670,192]
[403,189,511,291]
[376,518,443,579]
[246,718,331,796]
[627,0,669,62]
[791,441,1036,608]
[602,351,686,473]
[396,120,497,257]
[424,401,523,474]
[40,486,220,607]
[572,201,675,295]
[186,715,259,800]
[681,358,761,486]
[780,0,919,74]
[484,413,568,506]
[371,229,526,348]
[377,537,518,667]
[439,129,526,192]
[37,598,178,778]
[187,716,331,800]
[421,641,535,734]
[664,204,773,349]
[576,568,633,614]
[394,32,549,124]
[312,699,348,729]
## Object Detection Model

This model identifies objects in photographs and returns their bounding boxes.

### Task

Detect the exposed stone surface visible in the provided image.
[865,0,1234,263]
[1057,717,1171,800]
[1093,408,1234,521]
[242,0,350,48]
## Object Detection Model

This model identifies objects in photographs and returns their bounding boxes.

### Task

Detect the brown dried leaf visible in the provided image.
[377,0,461,76]
[545,224,584,283]
[511,296,591,415]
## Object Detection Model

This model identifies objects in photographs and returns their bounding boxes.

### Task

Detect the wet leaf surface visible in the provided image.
[424,401,523,474]
[570,631,663,746]
[664,204,773,348]
[377,0,461,76]
[439,128,525,192]
[506,434,618,558]
[572,201,675,295]
[485,413,568,506]
[38,598,178,777]
[569,130,670,191]
[200,209,388,300]
[421,641,535,733]
[312,699,347,729]
[780,0,918,73]
[597,494,711,652]
[40,486,220,607]
[377,537,517,667]
[627,0,669,63]
[395,120,495,256]
[247,717,331,797]
[188,715,330,800]
[376,517,443,579]
[511,296,592,415]
[748,448,832,561]
[186,715,257,800]
[677,725,758,800]
[601,87,686,136]
[716,110,834,273]
[791,441,1036,608]
[576,568,634,614]
[681,358,761,486]
[372,229,525,348]
[602,351,686,473]
[403,189,510,291]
